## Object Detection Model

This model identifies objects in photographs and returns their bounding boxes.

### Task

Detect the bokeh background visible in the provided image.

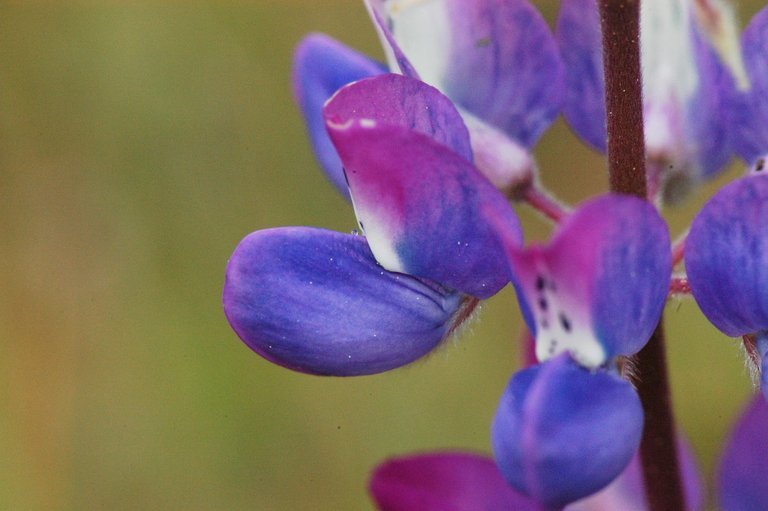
[1,1,763,510]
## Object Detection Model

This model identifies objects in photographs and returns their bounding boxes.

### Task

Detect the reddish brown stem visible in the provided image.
[669,277,690,295]
[671,236,686,268]
[599,1,687,510]
[521,186,571,223]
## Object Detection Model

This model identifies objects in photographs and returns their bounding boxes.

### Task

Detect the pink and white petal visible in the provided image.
[497,195,670,367]
[326,120,522,299]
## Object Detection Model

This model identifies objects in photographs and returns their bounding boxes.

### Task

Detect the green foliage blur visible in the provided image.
[0,2,763,510]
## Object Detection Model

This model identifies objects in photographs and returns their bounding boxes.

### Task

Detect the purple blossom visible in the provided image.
[223,0,768,508]
[223,75,521,376]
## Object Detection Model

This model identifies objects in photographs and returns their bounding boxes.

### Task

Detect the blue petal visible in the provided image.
[324,73,473,162]
[733,6,768,165]
[686,175,768,337]
[326,119,522,299]
[366,0,563,148]
[757,333,768,401]
[222,227,463,376]
[556,0,605,152]
[491,354,643,509]
[685,29,736,179]
[292,34,386,198]
[718,396,768,511]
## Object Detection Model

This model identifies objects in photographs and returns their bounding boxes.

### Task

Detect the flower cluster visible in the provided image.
[223,0,768,509]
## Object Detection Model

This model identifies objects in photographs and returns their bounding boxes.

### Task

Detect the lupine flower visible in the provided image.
[481,194,671,506]
[685,5,768,397]
[369,437,703,510]
[294,0,563,196]
[223,74,521,376]
[557,0,741,203]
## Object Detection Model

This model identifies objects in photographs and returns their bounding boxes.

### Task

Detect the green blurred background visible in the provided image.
[0,2,763,510]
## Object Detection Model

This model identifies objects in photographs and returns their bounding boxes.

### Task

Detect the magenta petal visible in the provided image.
[324,74,472,162]
[292,34,385,198]
[326,119,522,299]
[500,194,671,367]
[718,396,768,511]
[366,0,562,148]
[222,227,464,376]
[370,451,541,511]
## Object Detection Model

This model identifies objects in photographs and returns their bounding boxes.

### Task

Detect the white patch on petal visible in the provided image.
[348,188,404,274]
[641,0,698,104]
[640,0,699,175]
[385,0,451,88]
[529,267,606,368]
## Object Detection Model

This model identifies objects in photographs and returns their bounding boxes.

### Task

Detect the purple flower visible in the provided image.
[293,0,563,196]
[223,75,521,376]
[369,435,703,510]
[557,0,742,202]
[491,354,644,508]
[482,194,671,506]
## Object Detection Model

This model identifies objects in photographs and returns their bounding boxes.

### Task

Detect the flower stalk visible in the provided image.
[598,1,686,510]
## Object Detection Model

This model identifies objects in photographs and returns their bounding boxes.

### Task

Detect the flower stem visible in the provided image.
[671,234,686,268]
[669,277,690,295]
[521,185,571,223]
[598,1,686,510]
